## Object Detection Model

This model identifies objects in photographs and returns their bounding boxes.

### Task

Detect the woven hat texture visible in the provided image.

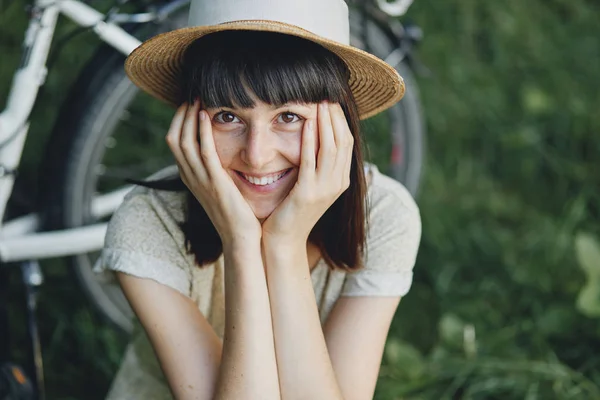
[124,1,405,119]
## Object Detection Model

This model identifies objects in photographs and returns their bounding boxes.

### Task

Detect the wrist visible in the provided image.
[261,235,307,258]
[223,235,262,257]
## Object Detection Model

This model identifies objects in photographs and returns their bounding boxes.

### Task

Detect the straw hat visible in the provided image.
[125,0,405,120]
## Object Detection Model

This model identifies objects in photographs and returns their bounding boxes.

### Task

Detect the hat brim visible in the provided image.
[125,20,405,120]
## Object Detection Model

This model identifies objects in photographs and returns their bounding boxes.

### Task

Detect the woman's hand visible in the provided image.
[166,101,262,245]
[261,102,354,247]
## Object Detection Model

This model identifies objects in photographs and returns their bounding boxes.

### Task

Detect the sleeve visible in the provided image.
[341,176,422,297]
[93,190,193,298]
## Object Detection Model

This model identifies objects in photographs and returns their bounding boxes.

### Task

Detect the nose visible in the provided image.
[240,124,276,170]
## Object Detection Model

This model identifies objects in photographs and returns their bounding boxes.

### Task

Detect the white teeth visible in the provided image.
[242,171,286,186]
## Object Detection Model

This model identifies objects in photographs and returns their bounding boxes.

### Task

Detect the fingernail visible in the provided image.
[307,119,314,130]
[199,110,206,121]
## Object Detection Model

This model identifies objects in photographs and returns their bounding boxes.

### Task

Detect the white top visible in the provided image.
[95,163,421,399]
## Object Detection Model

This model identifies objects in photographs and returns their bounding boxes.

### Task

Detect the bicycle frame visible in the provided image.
[0,0,158,263]
[0,0,411,264]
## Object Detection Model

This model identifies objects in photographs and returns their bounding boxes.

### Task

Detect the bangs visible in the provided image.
[182,31,351,108]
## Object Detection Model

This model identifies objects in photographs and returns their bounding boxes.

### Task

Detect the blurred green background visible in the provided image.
[1,0,600,399]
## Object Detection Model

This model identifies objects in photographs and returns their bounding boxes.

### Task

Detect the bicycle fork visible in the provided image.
[0,261,42,400]
[21,261,45,400]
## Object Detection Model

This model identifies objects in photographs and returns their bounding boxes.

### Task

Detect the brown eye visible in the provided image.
[278,112,300,123]
[215,112,239,123]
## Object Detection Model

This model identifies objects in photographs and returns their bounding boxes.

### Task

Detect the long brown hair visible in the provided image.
[141,30,368,271]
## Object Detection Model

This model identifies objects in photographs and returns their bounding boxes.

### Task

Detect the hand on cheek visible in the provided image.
[261,101,354,246]
[312,119,320,161]
[165,101,261,245]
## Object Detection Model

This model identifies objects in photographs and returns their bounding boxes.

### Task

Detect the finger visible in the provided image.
[317,101,335,174]
[166,104,195,180]
[174,160,191,188]
[180,100,199,154]
[166,103,187,140]
[197,108,224,179]
[166,103,188,151]
[300,118,316,179]
[330,104,354,189]
[180,100,208,181]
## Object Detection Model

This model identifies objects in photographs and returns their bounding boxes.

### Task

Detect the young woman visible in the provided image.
[96,0,421,399]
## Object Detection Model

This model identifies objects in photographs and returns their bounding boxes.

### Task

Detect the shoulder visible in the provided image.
[366,163,420,225]
[105,166,187,249]
[365,165,422,254]
[106,188,186,249]
[340,164,421,297]
[97,166,194,297]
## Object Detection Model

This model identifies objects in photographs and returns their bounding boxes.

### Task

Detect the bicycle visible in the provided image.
[0,0,425,398]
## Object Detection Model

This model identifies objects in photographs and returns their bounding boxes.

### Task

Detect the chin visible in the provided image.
[251,204,277,220]
[247,198,283,221]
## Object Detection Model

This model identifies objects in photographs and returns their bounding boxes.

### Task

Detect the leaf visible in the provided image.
[575,232,600,317]
[384,338,426,380]
[575,232,600,275]
[439,313,465,346]
[577,284,600,318]
[522,85,554,115]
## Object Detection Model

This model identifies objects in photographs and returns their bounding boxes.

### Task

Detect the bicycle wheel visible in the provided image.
[42,7,190,333]
[349,11,425,194]
[43,8,425,333]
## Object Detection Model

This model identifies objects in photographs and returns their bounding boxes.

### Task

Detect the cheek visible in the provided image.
[212,135,237,167]
[286,135,303,166]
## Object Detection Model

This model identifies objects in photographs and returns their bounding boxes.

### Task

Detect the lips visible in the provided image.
[241,170,288,186]
[234,168,292,191]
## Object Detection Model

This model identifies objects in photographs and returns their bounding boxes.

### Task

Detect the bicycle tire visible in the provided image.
[41,7,191,333]
[349,11,425,194]
[43,7,425,334]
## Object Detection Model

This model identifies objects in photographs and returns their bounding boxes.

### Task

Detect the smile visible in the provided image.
[241,170,288,186]
[234,168,293,192]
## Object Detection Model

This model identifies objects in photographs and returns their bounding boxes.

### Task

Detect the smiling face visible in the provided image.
[180,31,368,269]
[183,30,355,220]
[206,98,318,219]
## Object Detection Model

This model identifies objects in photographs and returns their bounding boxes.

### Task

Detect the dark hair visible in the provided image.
[139,30,367,272]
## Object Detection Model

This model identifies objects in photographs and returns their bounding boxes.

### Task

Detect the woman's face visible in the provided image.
[205,96,318,220]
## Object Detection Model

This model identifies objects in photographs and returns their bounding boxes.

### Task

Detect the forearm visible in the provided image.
[263,239,343,400]
[214,240,281,400]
